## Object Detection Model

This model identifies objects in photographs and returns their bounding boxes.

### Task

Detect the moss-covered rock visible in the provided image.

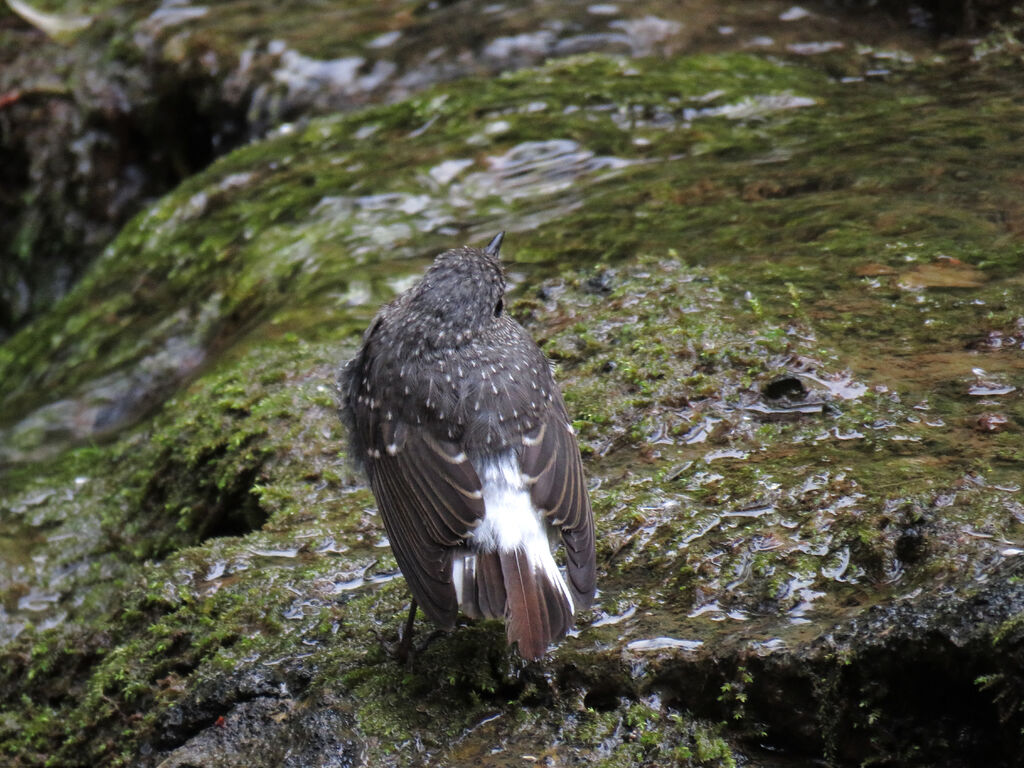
[1,0,861,339]
[2,16,1024,768]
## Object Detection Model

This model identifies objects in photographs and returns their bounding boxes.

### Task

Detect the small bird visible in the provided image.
[339,233,595,660]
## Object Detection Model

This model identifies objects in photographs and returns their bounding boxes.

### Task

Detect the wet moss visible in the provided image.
[0,51,827,427]
[569,703,739,768]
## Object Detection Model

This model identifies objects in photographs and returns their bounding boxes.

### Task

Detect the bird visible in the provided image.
[339,232,596,660]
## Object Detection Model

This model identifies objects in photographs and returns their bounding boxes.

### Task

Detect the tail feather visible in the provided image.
[474,551,507,620]
[543,575,573,640]
[499,549,572,660]
[457,546,576,660]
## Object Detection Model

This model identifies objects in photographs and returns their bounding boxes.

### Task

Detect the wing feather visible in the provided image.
[522,402,596,610]
[362,423,485,628]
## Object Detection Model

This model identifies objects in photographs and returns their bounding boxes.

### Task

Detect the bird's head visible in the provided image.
[403,232,508,348]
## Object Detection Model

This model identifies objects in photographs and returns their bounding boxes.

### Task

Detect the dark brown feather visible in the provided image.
[366,460,456,627]
[361,424,486,628]
[500,549,573,660]
[501,549,545,660]
[522,408,596,610]
[473,550,506,621]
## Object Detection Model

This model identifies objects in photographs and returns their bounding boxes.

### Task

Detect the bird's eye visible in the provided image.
[494,298,503,317]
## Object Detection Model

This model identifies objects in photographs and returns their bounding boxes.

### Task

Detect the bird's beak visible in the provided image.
[485,231,505,258]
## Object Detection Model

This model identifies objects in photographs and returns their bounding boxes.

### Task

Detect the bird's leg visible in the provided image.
[396,599,418,666]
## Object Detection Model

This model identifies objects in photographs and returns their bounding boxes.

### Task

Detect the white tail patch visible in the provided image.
[460,452,574,613]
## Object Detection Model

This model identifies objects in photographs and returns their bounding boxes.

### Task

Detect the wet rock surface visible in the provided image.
[151,665,361,768]
[5,0,1015,340]
[0,0,719,337]
[2,1,1024,766]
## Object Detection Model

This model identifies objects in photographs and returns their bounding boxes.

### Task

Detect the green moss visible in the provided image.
[559,703,738,768]
[0,51,828,428]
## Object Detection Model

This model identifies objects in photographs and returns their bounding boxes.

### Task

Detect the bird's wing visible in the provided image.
[361,415,485,628]
[520,397,596,609]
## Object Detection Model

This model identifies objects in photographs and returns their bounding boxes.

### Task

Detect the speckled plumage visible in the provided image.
[339,234,595,659]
